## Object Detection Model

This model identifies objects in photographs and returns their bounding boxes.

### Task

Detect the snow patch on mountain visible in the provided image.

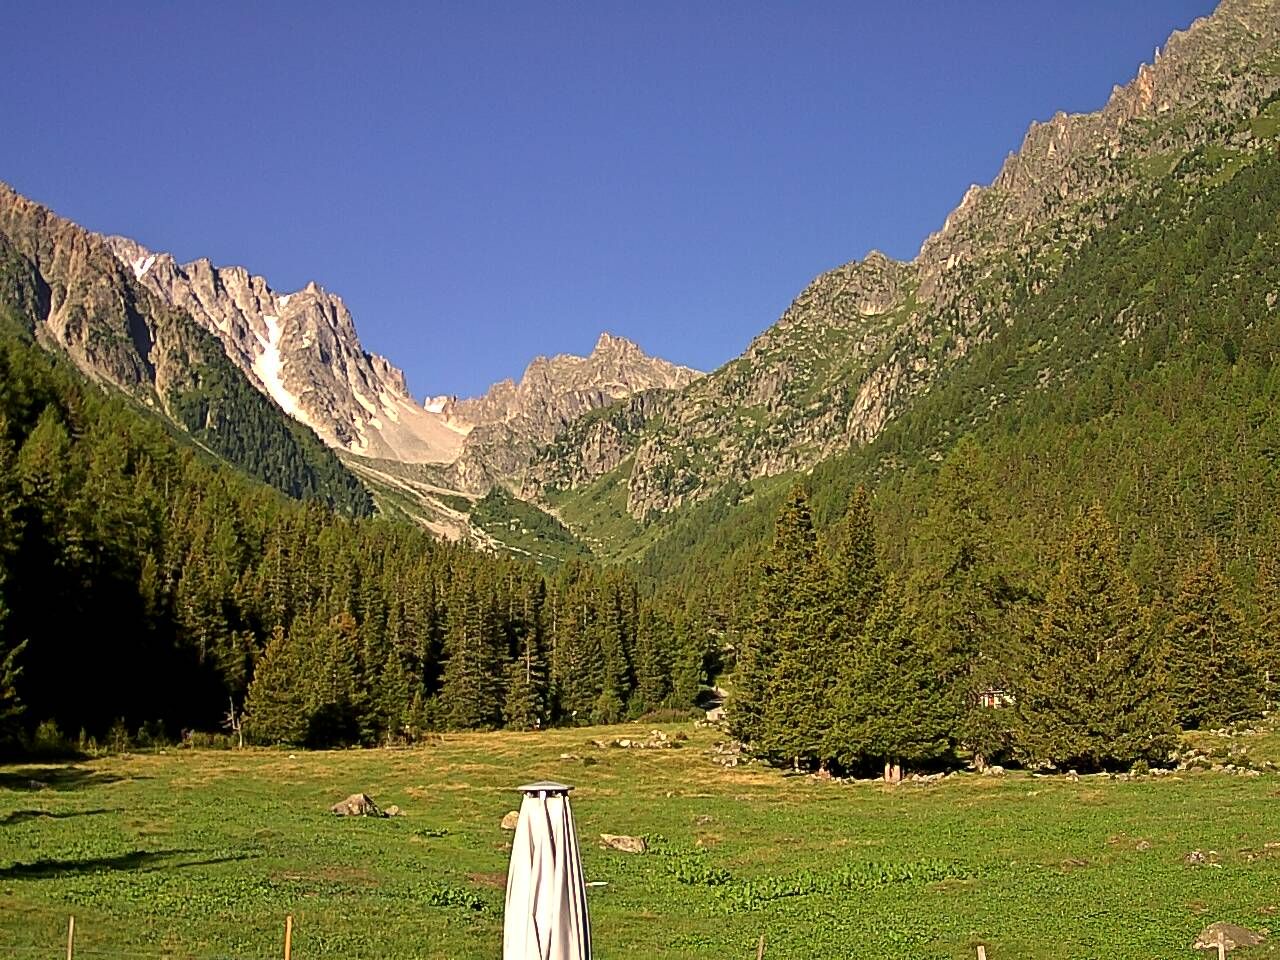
[252,314,310,427]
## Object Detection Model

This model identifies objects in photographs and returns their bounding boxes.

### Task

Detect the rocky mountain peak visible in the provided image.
[591,330,641,357]
[101,226,699,492]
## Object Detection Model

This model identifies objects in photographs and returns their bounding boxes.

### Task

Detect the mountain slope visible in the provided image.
[106,234,474,464]
[536,0,1280,527]
[0,183,373,516]
[105,236,700,495]
[631,142,1280,600]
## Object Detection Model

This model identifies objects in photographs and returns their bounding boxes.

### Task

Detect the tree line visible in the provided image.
[729,438,1277,778]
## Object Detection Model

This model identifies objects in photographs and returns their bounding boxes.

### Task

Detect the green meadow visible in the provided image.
[2,723,1278,960]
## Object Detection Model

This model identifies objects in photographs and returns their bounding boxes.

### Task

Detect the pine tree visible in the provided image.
[1167,542,1264,729]
[909,437,1015,768]
[755,487,833,769]
[632,607,672,713]
[306,611,370,746]
[244,626,308,745]
[377,645,412,743]
[592,585,629,724]
[669,608,704,709]
[503,581,549,729]
[1015,506,1175,770]
[822,486,885,768]
[825,485,883,634]
[1255,557,1280,706]
[837,579,951,780]
[0,421,24,740]
[441,582,502,729]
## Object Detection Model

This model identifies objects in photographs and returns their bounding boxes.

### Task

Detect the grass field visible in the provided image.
[2,723,1279,960]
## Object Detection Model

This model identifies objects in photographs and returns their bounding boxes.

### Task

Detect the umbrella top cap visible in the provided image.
[517,780,573,795]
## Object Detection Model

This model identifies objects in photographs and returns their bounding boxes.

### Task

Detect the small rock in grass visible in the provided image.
[330,793,382,817]
[384,805,403,817]
[500,810,520,830]
[1192,922,1265,952]
[600,834,647,854]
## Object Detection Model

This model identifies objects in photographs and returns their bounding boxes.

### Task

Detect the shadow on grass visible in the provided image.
[0,849,257,880]
[0,765,144,792]
[0,807,116,826]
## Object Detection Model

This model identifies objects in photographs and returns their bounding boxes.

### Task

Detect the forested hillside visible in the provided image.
[0,183,373,517]
[632,114,1280,612]
[0,321,708,750]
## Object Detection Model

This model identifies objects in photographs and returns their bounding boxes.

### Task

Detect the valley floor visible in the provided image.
[1,724,1278,959]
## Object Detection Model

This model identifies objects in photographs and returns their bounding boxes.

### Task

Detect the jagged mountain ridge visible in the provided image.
[102,235,699,492]
[0,182,374,515]
[106,234,470,464]
[531,0,1280,522]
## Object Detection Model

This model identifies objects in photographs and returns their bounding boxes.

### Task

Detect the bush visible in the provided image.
[28,718,76,758]
[637,706,702,724]
[180,730,237,750]
[106,718,131,754]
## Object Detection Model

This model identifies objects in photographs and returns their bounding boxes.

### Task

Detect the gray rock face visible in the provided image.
[444,333,699,493]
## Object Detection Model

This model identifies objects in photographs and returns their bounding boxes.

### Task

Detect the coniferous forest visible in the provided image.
[0,325,709,751]
[730,466,1276,778]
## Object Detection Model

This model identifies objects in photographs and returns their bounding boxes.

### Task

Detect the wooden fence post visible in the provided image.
[977,947,987,960]
[66,916,75,960]
[755,932,766,959]
[1217,928,1226,960]
[284,914,293,960]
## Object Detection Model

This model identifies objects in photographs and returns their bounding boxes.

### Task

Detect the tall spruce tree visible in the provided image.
[592,585,629,724]
[441,582,502,730]
[244,625,308,745]
[832,579,951,780]
[1167,542,1264,729]
[909,437,1015,768]
[503,580,549,729]
[632,607,672,714]
[755,487,833,769]
[669,608,704,709]
[307,611,369,746]
[1015,505,1175,770]
[822,486,885,768]
[376,645,413,743]
[1255,557,1280,706]
[825,486,883,635]
[0,422,23,740]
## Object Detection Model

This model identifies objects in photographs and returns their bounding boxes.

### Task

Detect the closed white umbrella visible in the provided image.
[503,781,592,960]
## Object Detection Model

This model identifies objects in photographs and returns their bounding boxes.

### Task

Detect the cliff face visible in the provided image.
[533,0,1280,520]
[104,235,473,464]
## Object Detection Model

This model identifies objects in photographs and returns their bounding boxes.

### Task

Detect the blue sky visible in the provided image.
[1,2,1215,398]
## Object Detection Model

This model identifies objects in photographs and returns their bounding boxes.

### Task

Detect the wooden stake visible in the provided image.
[1218,928,1226,960]
[977,947,987,960]
[284,914,293,960]
[756,933,766,959]
[66,916,75,960]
